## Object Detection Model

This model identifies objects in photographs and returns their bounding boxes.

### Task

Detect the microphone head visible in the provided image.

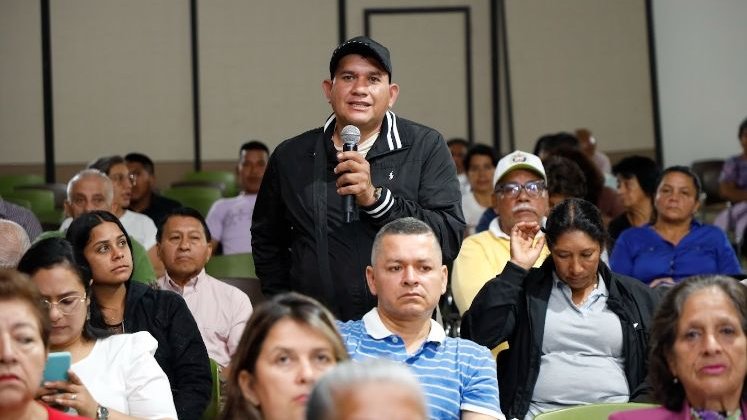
[341,125,361,147]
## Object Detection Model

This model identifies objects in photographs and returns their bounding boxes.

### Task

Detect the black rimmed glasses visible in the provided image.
[494,180,547,198]
[40,295,86,315]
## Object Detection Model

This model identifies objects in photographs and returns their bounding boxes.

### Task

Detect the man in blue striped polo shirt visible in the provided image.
[337,217,504,420]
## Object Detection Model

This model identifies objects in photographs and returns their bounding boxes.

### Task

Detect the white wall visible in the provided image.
[505,0,654,154]
[654,0,747,166]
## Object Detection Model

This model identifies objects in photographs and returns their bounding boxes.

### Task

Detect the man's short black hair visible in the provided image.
[240,140,270,158]
[464,144,498,170]
[739,117,747,139]
[125,152,155,175]
[612,155,660,197]
[447,138,469,148]
[157,206,212,242]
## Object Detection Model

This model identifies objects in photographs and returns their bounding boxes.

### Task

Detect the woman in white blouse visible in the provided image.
[18,237,177,420]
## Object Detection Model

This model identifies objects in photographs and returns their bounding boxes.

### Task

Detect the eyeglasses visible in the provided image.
[494,180,547,198]
[110,173,136,185]
[40,295,86,315]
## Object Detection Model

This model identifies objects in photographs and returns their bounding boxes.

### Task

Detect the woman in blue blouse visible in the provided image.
[610,166,742,287]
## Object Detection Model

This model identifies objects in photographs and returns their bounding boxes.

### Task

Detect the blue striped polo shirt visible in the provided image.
[337,308,504,420]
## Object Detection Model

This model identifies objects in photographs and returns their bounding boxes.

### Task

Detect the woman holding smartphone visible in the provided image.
[0,269,87,420]
[18,237,177,420]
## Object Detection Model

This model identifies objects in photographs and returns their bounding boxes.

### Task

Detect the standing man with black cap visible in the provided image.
[252,36,464,320]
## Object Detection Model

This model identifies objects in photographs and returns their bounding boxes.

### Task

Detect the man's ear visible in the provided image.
[365,265,377,296]
[205,241,213,264]
[387,83,400,108]
[156,243,163,261]
[439,265,448,296]
[322,79,333,103]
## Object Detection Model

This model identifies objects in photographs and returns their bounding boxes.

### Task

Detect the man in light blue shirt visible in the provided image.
[337,217,503,420]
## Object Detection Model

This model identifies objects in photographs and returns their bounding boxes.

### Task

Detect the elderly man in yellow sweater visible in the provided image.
[452,150,551,314]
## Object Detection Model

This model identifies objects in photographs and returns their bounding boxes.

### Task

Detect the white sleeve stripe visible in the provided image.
[386,111,395,150]
[461,403,505,420]
[365,189,393,216]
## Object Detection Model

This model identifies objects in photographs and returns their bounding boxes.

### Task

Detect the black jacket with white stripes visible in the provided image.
[251,111,465,320]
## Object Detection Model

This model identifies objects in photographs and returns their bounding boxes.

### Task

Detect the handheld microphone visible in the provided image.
[341,125,360,223]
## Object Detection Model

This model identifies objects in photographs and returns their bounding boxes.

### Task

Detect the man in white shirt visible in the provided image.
[157,206,253,369]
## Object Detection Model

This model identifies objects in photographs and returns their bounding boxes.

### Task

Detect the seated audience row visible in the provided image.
[221,219,503,420]
[4,204,747,419]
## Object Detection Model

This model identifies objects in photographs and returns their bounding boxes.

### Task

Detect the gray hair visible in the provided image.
[66,168,114,206]
[0,220,31,269]
[648,275,747,410]
[306,359,426,420]
[370,217,440,264]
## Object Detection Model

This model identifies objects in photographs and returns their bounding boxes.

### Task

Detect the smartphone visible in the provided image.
[42,351,71,383]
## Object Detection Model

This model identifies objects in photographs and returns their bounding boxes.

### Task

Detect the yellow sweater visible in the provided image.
[452,223,550,315]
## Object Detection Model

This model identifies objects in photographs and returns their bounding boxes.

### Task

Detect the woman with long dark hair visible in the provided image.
[65,210,211,420]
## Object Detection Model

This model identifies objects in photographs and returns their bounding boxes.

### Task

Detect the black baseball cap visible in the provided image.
[329,36,392,80]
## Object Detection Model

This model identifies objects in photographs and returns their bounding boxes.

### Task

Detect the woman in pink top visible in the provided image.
[610,275,747,420]
[0,269,86,420]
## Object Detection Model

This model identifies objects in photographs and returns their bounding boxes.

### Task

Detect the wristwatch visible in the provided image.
[96,405,109,420]
[373,186,382,201]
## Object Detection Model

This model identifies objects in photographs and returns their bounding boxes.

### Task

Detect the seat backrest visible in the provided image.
[691,159,726,205]
[206,253,264,305]
[170,180,227,195]
[0,174,45,195]
[184,171,238,196]
[4,189,55,214]
[200,358,221,420]
[534,402,659,420]
[161,186,223,216]
[15,183,68,209]
[216,277,265,306]
[206,253,256,278]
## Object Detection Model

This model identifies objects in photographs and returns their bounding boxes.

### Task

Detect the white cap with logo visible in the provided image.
[493,150,547,188]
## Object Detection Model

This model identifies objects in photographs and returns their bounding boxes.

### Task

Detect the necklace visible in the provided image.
[99,306,123,325]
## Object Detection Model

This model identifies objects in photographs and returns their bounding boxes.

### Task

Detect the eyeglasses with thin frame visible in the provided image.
[40,294,87,315]
[494,180,547,198]
[110,173,136,185]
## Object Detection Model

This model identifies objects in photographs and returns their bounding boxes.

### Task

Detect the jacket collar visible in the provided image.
[322,110,405,155]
